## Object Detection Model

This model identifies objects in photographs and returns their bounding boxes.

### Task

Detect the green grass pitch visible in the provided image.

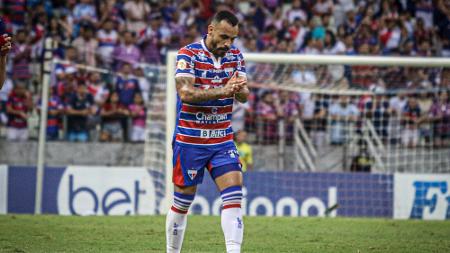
[0,215,449,253]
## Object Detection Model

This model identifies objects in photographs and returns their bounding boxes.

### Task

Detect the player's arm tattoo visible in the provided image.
[176,76,232,103]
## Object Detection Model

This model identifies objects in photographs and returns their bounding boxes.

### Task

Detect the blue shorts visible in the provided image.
[172,142,242,186]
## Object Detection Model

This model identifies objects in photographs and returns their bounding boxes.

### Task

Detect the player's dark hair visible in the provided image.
[212,10,239,27]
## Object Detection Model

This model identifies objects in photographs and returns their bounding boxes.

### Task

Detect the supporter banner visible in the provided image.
[394,173,450,220]
[4,166,393,217]
[0,165,7,214]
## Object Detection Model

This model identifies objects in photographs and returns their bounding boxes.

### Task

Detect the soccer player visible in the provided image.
[0,34,12,89]
[166,11,249,253]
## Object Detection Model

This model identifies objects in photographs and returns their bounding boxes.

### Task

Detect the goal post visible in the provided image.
[164,52,450,214]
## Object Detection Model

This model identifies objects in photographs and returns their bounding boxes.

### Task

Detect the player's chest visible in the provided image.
[193,52,238,89]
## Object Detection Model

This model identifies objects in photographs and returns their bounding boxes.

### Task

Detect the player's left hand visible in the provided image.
[0,34,12,56]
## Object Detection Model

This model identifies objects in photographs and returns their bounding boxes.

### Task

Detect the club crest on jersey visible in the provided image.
[177,59,187,70]
[187,169,198,180]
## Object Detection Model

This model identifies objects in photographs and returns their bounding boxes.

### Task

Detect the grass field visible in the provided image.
[0,215,449,253]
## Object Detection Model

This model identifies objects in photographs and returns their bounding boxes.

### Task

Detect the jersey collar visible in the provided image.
[201,35,222,68]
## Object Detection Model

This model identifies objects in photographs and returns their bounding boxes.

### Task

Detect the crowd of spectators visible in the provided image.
[238,89,450,148]
[0,0,449,143]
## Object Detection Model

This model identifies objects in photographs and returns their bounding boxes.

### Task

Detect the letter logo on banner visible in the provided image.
[394,173,450,220]
[410,181,449,219]
[58,166,156,215]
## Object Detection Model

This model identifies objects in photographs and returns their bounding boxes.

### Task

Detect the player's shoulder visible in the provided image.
[229,45,243,56]
[178,41,203,56]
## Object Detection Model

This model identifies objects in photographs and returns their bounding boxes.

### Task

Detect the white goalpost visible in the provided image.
[162,52,450,214]
[34,49,450,215]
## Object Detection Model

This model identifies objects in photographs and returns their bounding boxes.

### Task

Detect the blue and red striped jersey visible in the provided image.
[174,37,246,147]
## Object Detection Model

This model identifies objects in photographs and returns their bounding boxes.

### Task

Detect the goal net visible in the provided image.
[163,53,450,218]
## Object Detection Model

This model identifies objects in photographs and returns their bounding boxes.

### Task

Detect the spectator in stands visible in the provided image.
[401,96,422,147]
[10,29,31,86]
[279,90,299,142]
[312,94,329,148]
[66,83,95,142]
[287,0,307,23]
[113,31,141,70]
[123,0,151,34]
[329,95,359,145]
[58,66,79,105]
[98,0,125,31]
[100,91,128,142]
[133,65,151,104]
[72,0,98,35]
[351,43,378,88]
[235,130,253,172]
[129,92,146,142]
[299,92,315,133]
[139,12,168,64]
[350,142,372,172]
[417,92,433,144]
[256,91,281,144]
[87,72,109,106]
[364,93,391,142]
[37,87,64,141]
[6,81,32,141]
[72,23,98,66]
[389,92,408,144]
[97,19,119,67]
[116,63,141,107]
[428,91,450,147]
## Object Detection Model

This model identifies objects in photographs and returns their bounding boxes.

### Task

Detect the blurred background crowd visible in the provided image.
[0,0,449,147]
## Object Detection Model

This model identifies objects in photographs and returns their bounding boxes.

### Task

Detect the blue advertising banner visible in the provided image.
[1,166,394,218]
[195,171,393,217]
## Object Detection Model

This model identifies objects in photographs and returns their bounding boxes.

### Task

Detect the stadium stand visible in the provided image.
[0,0,449,172]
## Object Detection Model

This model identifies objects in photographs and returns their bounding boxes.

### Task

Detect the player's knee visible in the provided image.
[174,184,197,195]
[220,185,243,209]
[171,191,196,214]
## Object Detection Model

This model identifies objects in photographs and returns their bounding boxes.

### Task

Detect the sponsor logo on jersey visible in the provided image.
[195,112,228,122]
[200,129,227,138]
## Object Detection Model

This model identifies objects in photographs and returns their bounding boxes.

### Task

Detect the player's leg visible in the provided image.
[215,170,244,253]
[209,148,244,253]
[166,184,196,253]
[166,144,210,253]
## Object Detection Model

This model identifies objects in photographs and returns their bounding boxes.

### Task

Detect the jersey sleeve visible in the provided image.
[175,47,195,78]
[236,52,246,79]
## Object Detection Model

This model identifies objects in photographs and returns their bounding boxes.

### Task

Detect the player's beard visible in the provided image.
[212,39,229,57]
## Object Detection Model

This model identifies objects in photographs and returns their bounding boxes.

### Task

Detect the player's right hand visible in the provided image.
[0,34,12,56]
[224,72,246,97]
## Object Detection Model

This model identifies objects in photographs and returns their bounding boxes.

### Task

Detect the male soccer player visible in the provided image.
[0,22,12,89]
[166,10,249,253]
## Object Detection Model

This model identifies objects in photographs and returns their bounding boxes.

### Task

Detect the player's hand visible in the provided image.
[224,72,246,96]
[0,34,12,56]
